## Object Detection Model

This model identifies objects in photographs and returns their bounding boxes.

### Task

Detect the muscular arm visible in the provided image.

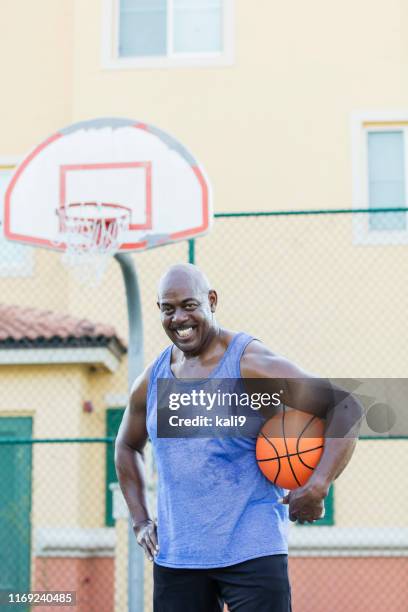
[115,364,158,559]
[241,341,363,521]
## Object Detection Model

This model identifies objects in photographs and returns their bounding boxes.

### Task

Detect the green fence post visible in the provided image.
[188,239,195,264]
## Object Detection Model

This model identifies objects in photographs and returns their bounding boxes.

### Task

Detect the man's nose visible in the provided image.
[171,308,189,325]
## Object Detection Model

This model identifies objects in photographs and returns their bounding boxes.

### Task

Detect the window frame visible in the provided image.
[351,111,408,245]
[0,158,34,278]
[102,0,234,70]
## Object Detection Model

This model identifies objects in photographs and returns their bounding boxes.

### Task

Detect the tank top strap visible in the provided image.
[147,345,172,401]
[218,332,256,379]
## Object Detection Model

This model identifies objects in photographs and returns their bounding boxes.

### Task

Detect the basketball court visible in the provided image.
[1,2,408,611]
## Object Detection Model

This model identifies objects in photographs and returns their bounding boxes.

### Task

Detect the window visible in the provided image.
[367,131,406,231]
[102,0,234,69]
[119,0,167,57]
[0,166,34,277]
[351,113,408,245]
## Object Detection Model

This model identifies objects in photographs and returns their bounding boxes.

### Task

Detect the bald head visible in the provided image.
[158,264,211,298]
[157,264,218,353]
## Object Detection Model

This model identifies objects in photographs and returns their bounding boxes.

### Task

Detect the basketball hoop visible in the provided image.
[56,202,131,285]
[6,117,212,287]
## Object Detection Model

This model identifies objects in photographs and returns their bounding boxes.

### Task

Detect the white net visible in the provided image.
[56,202,131,286]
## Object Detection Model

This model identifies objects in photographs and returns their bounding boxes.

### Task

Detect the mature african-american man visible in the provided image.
[115,264,362,612]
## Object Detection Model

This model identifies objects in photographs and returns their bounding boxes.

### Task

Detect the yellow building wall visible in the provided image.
[1,0,407,214]
[70,0,408,214]
[0,0,73,153]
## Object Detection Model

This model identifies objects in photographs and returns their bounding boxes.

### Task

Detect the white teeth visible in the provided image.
[176,327,193,338]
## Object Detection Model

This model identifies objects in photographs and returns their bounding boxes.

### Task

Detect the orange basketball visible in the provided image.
[256,409,325,489]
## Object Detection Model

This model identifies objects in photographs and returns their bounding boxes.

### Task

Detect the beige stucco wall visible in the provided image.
[0,0,73,154]
[1,0,408,213]
[70,0,408,214]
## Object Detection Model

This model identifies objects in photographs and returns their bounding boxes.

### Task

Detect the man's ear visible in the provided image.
[208,290,218,312]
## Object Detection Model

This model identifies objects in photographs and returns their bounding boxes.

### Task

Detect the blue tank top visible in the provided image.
[146,332,289,568]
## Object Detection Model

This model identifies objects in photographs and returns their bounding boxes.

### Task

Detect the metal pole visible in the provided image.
[114,253,144,612]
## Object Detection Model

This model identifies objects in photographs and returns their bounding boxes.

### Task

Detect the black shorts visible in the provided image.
[153,554,292,612]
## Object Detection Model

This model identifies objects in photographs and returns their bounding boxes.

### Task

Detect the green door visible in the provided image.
[0,418,32,608]
[105,408,125,526]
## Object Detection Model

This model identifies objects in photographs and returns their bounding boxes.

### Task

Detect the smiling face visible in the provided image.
[157,265,218,355]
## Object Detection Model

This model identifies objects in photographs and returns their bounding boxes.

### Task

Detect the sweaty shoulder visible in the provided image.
[241,339,307,379]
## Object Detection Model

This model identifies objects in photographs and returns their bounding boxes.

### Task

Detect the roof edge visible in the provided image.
[0,336,127,353]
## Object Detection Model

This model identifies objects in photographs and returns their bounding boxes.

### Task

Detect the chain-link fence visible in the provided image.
[1,210,407,611]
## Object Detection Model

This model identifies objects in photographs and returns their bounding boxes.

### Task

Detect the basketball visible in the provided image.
[256,409,325,490]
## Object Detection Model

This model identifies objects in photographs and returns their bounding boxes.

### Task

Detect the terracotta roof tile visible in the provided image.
[0,304,126,351]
